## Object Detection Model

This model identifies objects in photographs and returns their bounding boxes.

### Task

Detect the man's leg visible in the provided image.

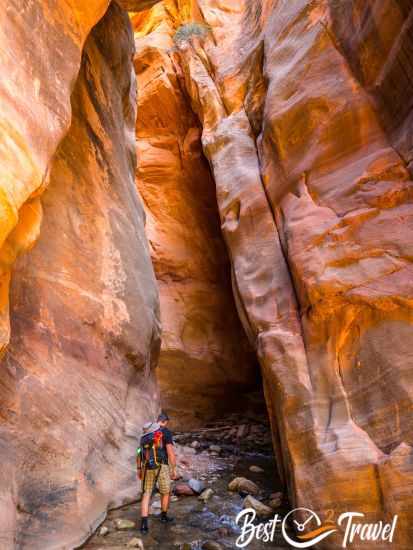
[161,493,170,513]
[159,465,174,523]
[140,468,156,533]
[141,492,151,516]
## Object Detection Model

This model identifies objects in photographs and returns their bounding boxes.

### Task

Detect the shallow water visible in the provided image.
[82,441,290,549]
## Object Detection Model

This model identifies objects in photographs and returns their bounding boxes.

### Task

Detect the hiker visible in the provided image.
[136,413,177,533]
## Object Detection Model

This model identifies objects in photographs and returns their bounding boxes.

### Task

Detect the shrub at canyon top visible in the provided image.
[173,22,210,44]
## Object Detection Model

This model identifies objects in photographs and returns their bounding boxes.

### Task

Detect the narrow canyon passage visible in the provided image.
[0,1,412,549]
[132,11,260,429]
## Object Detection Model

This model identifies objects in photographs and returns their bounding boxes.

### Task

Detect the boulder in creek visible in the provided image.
[199,488,214,501]
[228,477,259,495]
[249,465,264,473]
[115,519,136,531]
[174,483,196,496]
[243,495,273,519]
[188,478,207,494]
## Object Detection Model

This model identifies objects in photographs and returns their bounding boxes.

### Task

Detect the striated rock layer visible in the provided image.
[132,6,257,428]
[0,4,160,549]
[134,1,413,547]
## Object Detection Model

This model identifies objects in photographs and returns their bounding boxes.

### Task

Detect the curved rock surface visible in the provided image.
[135,1,413,547]
[132,5,257,428]
[0,4,160,549]
[0,0,111,353]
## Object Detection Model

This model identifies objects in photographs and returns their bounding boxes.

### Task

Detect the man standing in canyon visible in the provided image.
[137,412,177,533]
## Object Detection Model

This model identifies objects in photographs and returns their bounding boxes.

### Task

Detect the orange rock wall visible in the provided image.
[134,1,413,546]
[132,5,257,428]
[0,3,161,548]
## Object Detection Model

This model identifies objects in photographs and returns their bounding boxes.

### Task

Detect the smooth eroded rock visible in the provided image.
[0,5,160,549]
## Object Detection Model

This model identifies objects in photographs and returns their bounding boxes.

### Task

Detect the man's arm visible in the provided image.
[166,443,177,479]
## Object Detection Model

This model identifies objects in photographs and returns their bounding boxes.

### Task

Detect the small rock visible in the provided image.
[151,499,162,509]
[237,425,248,439]
[188,478,206,494]
[127,537,144,548]
[115,518,135,530]
[174,482,196,496]
[170,495,179,502]
[249,465,264,473]
[98,526,109,536]
[198,488,214,502]
[268,491,283,509]
[228,477,259,495]
[243,495,273,518]
[191,440,200,448]
[182,446,196,454]
[209,445,221,453]
[202,542,223,550]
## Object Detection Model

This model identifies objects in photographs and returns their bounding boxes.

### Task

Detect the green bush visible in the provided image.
[173,22,210,44]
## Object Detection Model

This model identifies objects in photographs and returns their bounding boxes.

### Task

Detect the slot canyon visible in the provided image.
[0,1,412,549]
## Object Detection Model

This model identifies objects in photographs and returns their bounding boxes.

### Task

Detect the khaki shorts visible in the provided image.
[142,464,171,496]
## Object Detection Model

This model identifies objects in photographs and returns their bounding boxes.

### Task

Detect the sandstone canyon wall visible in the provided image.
[0,2,161,549]
[132,5,257,428]
[0,0,412,548]
[135,1,413,547]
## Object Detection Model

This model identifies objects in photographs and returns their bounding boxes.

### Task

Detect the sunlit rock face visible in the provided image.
[0,4,160,548]
[132,5,257,428]
[0,0,112,354]
[135,0,413,546]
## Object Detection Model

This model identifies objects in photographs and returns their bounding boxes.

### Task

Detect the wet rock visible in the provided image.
[243,495,273,518]
[127,538,144,549]
[268,492,283,509]
[182,446,196,455]
[188,478,206,494]
[249,465,264,473]
[198,488,214,502]
[98,526,109,536]
[115,518,136,531]
[209,445,221,453]
[191,441,200,449]
[174,483,196,496]
[152,498,162,509]
[228,477,259,495]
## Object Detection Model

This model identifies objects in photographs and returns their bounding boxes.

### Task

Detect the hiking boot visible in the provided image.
[160,511,174,523]
[140,517,149,533]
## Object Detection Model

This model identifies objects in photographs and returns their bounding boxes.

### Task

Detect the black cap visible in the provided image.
[157,411,169,422]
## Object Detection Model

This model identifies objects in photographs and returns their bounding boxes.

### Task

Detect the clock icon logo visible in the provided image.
[282,507,337,548]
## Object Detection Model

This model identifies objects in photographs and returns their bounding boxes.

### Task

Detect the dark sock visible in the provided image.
[140,517,148,531]
[161,511,167,518]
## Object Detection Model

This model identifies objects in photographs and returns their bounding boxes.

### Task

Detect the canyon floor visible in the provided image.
[82,415,289,549]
